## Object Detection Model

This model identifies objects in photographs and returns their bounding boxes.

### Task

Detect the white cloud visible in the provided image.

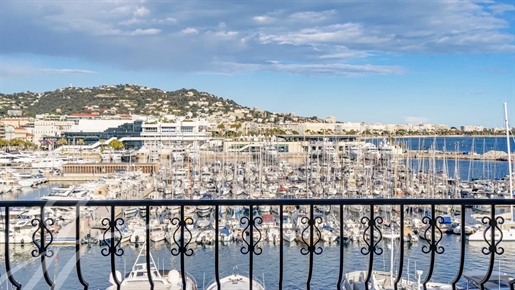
[1,64,95,77]
[404,116,429,124]
[134,6,150,17]
[289,10,336,22]
[39,68,95,74]
[258,23,392,46]
[488,3,515,14]
[119,17,145,25]
[181,27,199,34]
[111,5,132,14]
[269,62,403,76]
[2,0,513,77]
[129,28,160,36]
[253,15,274,23]
[210,61,404,76]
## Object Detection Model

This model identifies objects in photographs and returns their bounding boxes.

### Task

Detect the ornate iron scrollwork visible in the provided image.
[100,217,124,257]
[299,215,323,256]
[170,217,194,257]
[481,216,505,255]
[421,216,445,255]
[240,216,263,255]
[31,217,55,258]
[360,216,383,256]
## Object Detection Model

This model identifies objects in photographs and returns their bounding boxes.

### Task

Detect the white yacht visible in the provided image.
[101,150,123,162]
[0,219,33,244]
[378,138,402,160]
[468,221,515,241]
[320,145,338,161]
[263,146,278,160]
[343,270,421,290]
[463,271,514,290]
[16,174,38,188]
[41,186,91,201]
[171,146,186,162]
[32,157,67,169]
[106,247,197,290]
[205,274,265,290]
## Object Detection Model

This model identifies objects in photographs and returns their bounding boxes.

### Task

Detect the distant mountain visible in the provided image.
[0,85,299,123]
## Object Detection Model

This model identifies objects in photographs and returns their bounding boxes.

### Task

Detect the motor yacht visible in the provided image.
[106,247,197,290]
[205,274,265,290]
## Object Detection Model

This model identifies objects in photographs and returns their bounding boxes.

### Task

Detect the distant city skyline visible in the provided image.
[1,1,514,128]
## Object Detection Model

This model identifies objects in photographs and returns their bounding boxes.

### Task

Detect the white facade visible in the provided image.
[33,120,75,144]
[140,118,211,145]
[461,125,485,132]
[5,125,15,140]
[67,119,136,133]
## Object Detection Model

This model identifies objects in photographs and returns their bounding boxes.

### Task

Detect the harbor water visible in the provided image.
[0,186,514,290]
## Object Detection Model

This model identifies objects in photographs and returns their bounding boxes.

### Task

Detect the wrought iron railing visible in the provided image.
[1,198,515,290]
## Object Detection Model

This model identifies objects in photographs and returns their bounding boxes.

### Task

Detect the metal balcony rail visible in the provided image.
[1,198,515,290]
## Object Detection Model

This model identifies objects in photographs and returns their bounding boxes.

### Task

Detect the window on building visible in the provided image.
[181,126,194,132]
[144,127,158,132]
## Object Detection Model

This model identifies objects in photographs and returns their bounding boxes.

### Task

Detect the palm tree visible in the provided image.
[24,141,36,150]
[0,139,8,148]
[99,139,106,153]
[57,137,68,145]
[78,139,85,154]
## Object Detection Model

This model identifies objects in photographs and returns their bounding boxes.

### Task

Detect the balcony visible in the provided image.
[1,198,514,290]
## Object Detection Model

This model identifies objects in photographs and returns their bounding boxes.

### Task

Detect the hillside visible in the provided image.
[0,85,296,123]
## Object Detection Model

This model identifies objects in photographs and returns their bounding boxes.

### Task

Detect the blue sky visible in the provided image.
[0,0,514,128]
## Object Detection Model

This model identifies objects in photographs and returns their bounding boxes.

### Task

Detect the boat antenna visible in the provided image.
[503,102,514,220]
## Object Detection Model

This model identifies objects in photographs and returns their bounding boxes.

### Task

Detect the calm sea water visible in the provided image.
[392,136,515,154]
[366,136,515,181]
[1,234,515,290]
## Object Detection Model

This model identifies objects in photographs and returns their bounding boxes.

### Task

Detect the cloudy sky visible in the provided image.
[0,0,514,127]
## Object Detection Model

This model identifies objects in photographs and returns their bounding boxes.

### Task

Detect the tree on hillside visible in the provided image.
[232,123,242,133]
[217,123,226,137]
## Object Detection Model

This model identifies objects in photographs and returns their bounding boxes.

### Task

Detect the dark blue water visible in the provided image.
[392,136,514,155]
[405,159,511,181]
[1,234,514,289]
[366,136,514,181]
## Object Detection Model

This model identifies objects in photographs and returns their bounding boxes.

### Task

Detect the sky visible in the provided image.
[0,0,514,128]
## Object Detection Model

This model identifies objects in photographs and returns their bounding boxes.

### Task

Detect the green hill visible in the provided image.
[0,85,256,119]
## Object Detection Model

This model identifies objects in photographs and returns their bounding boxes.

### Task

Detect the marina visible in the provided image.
[0,135,515,289]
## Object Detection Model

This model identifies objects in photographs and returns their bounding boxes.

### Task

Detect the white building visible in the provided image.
[140,117,211,147]
[33,120,75,144]
[66,119,138,133]
[461,125,485,132]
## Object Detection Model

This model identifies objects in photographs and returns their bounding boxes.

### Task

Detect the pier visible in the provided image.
[60,162,160,175]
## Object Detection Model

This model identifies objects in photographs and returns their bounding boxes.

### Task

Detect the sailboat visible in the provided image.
[468,102,515,242]
[106,246,198,290]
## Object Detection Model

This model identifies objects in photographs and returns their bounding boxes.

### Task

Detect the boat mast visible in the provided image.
[503,102,513,220]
